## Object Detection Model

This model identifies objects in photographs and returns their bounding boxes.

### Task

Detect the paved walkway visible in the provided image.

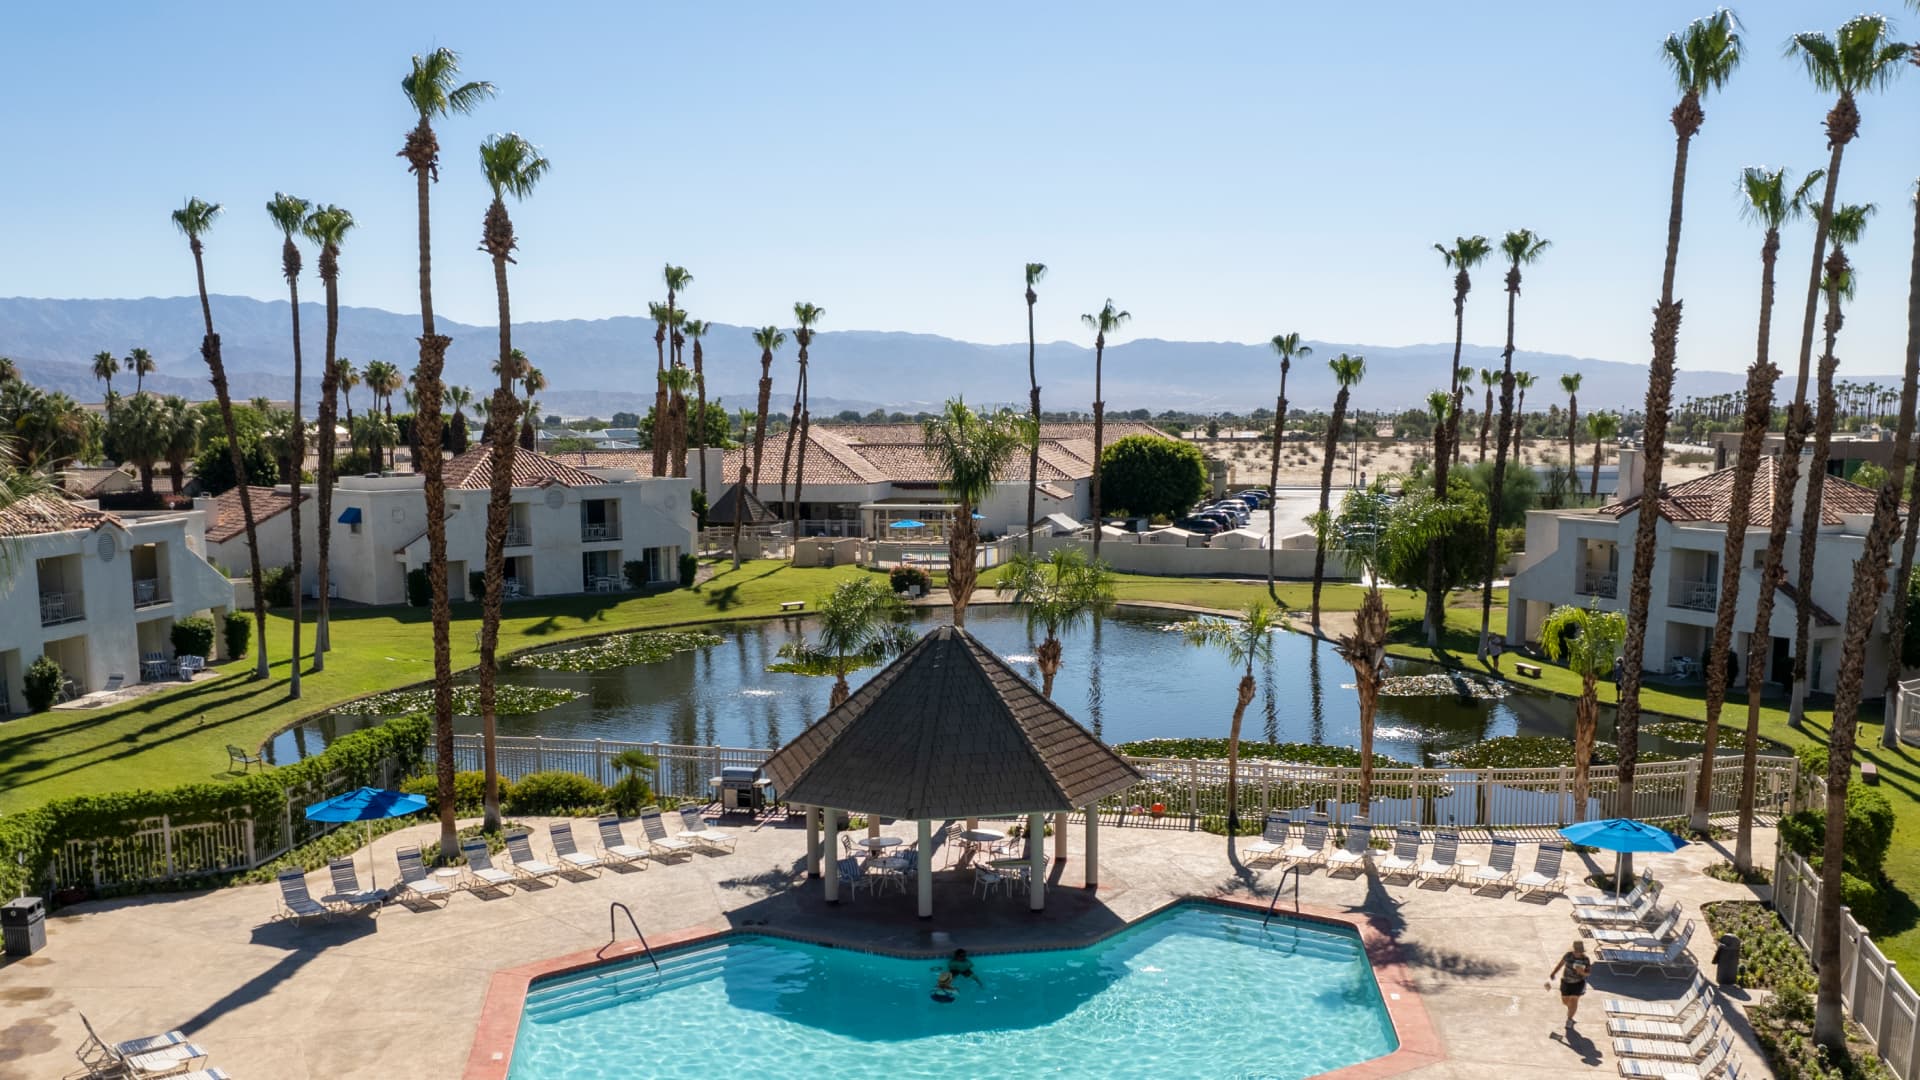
[0,815,1778,1079]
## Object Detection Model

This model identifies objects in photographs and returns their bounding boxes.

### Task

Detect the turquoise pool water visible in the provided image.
[507,903,1398,1079]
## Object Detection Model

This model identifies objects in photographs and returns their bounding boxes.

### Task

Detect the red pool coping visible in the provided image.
[463,897,1442,1080]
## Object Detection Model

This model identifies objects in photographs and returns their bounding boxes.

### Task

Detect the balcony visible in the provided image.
[1581,570,1618,599]
[1673,579,1718,612]
[580,522,621,543]
[40,591,83,627]
[504,526,531,548]
[132,578,169,608]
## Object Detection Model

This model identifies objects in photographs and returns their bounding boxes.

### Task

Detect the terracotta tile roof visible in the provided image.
[0,493,123,537]
[717,422,1174,489]
[441,445,609,489]
[205,486,306,543]
[763,625,1143,819]
[549,450,668,477]
[1598,458,1879,527]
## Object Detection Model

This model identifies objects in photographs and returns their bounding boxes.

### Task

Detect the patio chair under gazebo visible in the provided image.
[764,625,1143,918]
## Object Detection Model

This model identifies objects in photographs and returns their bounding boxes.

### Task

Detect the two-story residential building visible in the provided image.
[0,494,235,712]
[1506,449,1893,696]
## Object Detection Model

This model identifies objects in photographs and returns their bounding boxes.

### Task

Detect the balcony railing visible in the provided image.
[505,526,531,548]
[1581,570,1617,599]
[39,591,83,627]
[1673,579,1718,612]
[133,578,169,608]
[580,523,620,542]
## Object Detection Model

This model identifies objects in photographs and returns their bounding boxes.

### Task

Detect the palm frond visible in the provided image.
[478,133,551,201]
[1025,262,1048,287]
[170,196,222,239]
[301,204,357,248]
[265,192,310,238]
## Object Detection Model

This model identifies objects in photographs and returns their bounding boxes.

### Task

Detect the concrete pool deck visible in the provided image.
[0,814,1778,1080]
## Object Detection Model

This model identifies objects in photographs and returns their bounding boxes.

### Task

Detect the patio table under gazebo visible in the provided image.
[763,625,1143,918]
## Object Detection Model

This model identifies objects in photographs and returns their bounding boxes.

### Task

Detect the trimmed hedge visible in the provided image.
[223,611,250,658]
[504,771,609,815]
[172,615,216,658]
[22,656,62,713]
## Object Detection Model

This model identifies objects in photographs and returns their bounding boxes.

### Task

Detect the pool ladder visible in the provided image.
[1262,865,1301,927]
[601,901,661,972]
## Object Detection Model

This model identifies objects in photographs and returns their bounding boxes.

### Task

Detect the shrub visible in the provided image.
[22,656,63,713]
[1780,785,1896,882]
[1843,872,1886,931]
[406,567,431,607]
[262,565,296,608]
[503,771,609,815]
[623,560,649,591]
[1098,434,1209,520]
[468,570,486,604]
[890,565,932,594]
[1498,525,1526,557]
[400,770,510,815]
[171,615,217,658]
[223,611,251,658]
[678,553,698,588]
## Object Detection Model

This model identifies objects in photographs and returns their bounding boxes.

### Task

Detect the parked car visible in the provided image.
[1174,516,1225,535]
[1206,506,1248,526]
[1192,512,1235,531]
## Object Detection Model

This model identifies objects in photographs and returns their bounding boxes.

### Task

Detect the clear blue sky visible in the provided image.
[4,1,1917,375]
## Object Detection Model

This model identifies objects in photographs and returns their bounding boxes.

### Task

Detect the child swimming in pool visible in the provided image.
[932,971,956,1002]
[947,949,983,986]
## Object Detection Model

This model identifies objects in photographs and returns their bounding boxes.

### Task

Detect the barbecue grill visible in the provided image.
[712,766,773,812]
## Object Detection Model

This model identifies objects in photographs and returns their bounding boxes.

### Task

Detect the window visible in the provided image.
[643,545,681,583]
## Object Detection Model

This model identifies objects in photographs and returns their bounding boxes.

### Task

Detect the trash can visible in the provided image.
[1711,933,1740,986]
[2,896,46,958]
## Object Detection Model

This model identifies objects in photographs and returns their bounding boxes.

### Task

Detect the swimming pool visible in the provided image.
[506,903,1399,1079]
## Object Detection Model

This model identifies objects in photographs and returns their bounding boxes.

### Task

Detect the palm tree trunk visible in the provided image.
[1791,272,1847,727]
[752,355,773,501]
[730,460,748,570]
[694,342,708,493]
[1428,282,1466,647]
[1311,389,1348,626]
[315,252,342,665]
[949,500,978,627]
[1357,682,1376,810]
[1885,233,1920,747]
[1026,294,1041,555]
[778,373,802,519]
[1267,369,1290,600]
[1481,270,1521,657]
[793,364,811,530]
[1226,672,1254,832]
[652,328,669,478]
[1479,385,1491,461]
[1038,634,1062,699]
[1566,393,1579,495]
[1091,341,1105,557]
[1574,674,1596,822]
[479,198,520,834]
[283,245,304,699]
[1615,91,1702,867]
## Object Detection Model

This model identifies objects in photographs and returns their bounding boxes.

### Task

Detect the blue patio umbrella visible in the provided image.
[305,787,428,889]
[1557,818,1687,891]
[889,519,926,529]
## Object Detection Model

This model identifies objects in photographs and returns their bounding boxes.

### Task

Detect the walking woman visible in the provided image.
[1548,940,1592,1025]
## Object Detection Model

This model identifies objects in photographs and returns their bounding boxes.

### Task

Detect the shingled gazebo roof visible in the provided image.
[763,626,1143,820]
[709,482,780,526]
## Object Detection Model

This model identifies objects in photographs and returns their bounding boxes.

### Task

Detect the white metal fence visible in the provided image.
[1774,849,1920,1079]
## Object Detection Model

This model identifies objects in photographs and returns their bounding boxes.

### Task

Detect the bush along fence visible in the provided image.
[437,734,1799,831]
[1773,848,1920,1080]
[0,714,430,904]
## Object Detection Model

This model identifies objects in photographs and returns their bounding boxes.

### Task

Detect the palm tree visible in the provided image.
[350,413,398,463]
[685,318,711,493]
[647,301,671,475]
[1334,583,1390,810]
[108,393,168,495]
[922,399,1033,627]
[1514,371,1537,456]
[1175,602,1278,834]
[993,548,1116,698]
[658,266,692,474]
[1477,368,1497,461]
[363,360,403,470]
[749,326,785,502]
[785,577,913,707]
[300,205,354,665]
[1480,231,1551,659]
[520,364,547,452]
[91,350,119,409]
[444,385,472,455]
[1887,205,1920,753]
[1312,354,1365,627]
[160,395,201,495]
[0,358,16,385]
[337,357,359,427]
[1267,333,1311,599]
[400,46,494,861]
[1023,263,1048,554]
[1585,412,1618,498]
[730,406,754,570]
[1788,203,1877,731]
[1614,10,1743,877]
[1081,300,1131,556]
[664,362,692,477]
[173,196,271,682]
[267,192,312,699]
[1540,603,1628,826]
[1730,167,1820,860]
[1428,237,1491,645]
[126,348,156,395]
[781,302,824,520]
[1560,372,1583,485]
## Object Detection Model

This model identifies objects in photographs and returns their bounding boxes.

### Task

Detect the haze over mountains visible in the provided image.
[0,295,1842,419]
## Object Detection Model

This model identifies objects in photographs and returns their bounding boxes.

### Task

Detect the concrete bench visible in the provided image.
[1514,662,1542,678]
[1862,760,1879,785]
[779,601,805,612]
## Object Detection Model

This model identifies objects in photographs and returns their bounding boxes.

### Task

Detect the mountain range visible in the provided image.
[0,294,1861,418]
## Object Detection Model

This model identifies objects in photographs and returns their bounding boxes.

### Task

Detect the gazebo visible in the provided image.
[763,625,1143,918]
[709,482,780,526]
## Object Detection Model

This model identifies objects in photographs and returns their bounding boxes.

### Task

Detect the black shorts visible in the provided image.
[1560,981,1587,998]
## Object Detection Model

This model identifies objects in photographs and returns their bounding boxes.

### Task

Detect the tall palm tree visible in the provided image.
[160,395,201,495]
[1081,300,1131,556]
[1312,354,1365,626]
[1614,10,1743,873]
[337,357,359,427]
[1585,412,1618,498]
[685,318,711,493]
[994,548,1116,698]
[647,301,671,474]
[922,398,1033,626]
[1480,230,1551,658]
[109,393,168,495]
[1023,263,1048,554]
[1477,368,1497,461]
[730,406,755,570]
[302,205,354,665]
[362,360,402,470]
[91,351,119,408]
[267,192,312,698]
[781,302,824,520]
[1176,602,1278,834]
[1883,156,1920,747]
[1731,167,1820,859]
[520,365,546,451]
[749,326,785,502]
[787,577,913,707]
[1560,372,1583,483]
[658,266,692,474]
[1267,333,1311,599]
[399,46,494,860]
[173,197,271,682]
[664,362,692,477]
[1540,603,1628,825]
[1514,371,1537,452]
[474,130,548,833]
[1428,237,1491,646]
[1334,581,1390,810]
[126,348,156,395]
[444,386,472,455]
[1790,203,1876,729]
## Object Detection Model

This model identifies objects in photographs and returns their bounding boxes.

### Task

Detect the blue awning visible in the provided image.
[337,507,362,524]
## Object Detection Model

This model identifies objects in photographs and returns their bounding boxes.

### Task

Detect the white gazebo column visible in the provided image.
[1083,805,1099,890]
[824,808,841,902]
[917,818,934,919]
[804,805,821,878]
[1053,812,1068,860]
[1027,812,1046,911]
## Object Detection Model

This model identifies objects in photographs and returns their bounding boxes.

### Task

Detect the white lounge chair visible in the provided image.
[1242,813,1291,866]
[503,831,562,881]
[640,810,696,861]
[1284,816,1329,866]
[1514,842,1568,896]
[595,815,649,868]
[1606,994,1713,1040]
[1378,824,1421,879]
[1575,870,1655,910]
[325,858,385,913]
[1592,905,1681,947]
[678,807,738,853]
[1577,887,1665,926]
[274,869,334,923]
[77,1014,192,1062]
[548,821,603,875]
[78,1016,209,1079]
[1618,1040,1739,1080]
[1326,820,1372,876]
[1470,837,1518,889]
[393,845,450,906]
[461,839,516,894]
[1611,1010,1721,1062]
[1601,920,1696,978]
[1414,829,1460,884]
[1605,973,1713,1020]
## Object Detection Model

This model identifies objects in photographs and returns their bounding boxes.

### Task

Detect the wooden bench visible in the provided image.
[227,744,266,773]
[779,601,805,612]
[1514,662,1542,678]
[1862,760,1880,785]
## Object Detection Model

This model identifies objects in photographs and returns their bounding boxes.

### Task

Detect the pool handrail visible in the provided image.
[1262,864,1302,927]
[601,900,661,972]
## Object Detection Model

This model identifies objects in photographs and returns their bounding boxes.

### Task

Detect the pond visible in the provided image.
[267,605,1722,767]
